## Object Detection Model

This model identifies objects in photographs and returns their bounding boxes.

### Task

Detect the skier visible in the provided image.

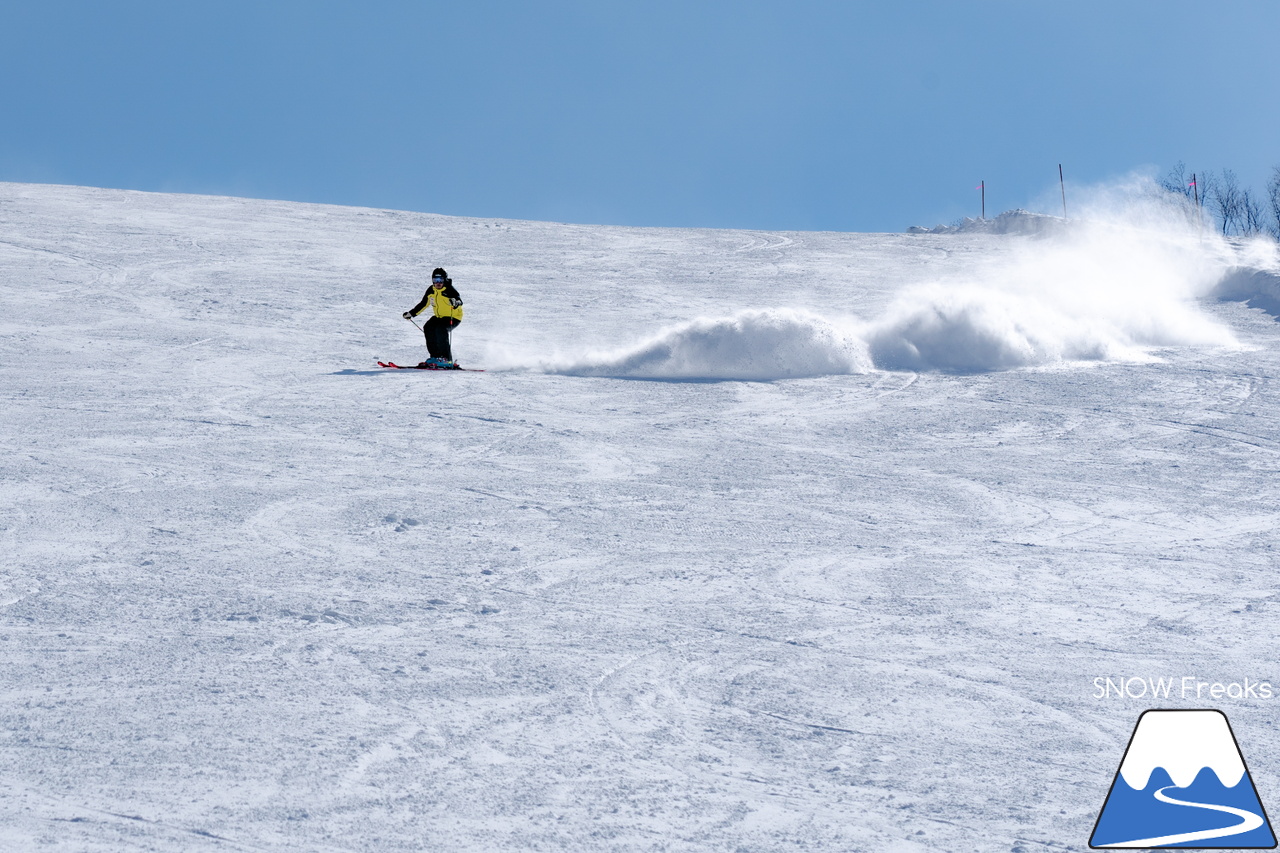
[403,268,464,366]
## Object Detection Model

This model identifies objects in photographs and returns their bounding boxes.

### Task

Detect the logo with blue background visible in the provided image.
[1091,710,1276,848]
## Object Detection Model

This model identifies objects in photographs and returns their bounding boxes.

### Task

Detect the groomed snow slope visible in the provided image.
[3,182,1280,851]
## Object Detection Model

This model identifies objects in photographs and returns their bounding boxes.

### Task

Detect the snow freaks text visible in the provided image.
[1093,677,1275,701]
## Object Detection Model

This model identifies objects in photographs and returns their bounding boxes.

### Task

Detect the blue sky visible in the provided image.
[3,1,1278,232]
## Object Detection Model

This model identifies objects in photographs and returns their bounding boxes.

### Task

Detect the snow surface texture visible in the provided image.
[3,181,1280,852]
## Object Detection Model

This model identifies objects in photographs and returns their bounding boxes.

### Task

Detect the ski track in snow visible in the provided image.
[3,182,1280,851]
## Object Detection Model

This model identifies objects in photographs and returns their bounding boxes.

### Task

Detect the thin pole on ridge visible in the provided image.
[1059,164,1067,219]
[980,180,985,220]
[1192,172,1202,240]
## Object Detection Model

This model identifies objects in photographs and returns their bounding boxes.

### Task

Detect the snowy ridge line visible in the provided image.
[907,208,1068,236]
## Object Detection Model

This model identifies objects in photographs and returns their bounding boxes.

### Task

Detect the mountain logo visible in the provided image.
[1091,709,1276,849]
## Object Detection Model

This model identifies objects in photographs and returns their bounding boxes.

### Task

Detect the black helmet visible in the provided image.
[431,267,448,283]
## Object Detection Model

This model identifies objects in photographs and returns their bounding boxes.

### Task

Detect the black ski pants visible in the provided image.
[424,316,460,361]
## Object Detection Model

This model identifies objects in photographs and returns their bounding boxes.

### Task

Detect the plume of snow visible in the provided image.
[536,308,870,380]
[507,175,1268,379]
[870,178,1242,372]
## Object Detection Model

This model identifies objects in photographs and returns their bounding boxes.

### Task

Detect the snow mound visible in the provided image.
[1212,264,1280,319]
[544,308,871,380]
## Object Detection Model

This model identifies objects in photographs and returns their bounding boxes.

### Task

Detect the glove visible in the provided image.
[449,298,462,308]
[402,311,412,319]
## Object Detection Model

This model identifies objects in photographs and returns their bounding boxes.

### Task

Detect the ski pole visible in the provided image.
[405,314,433,364]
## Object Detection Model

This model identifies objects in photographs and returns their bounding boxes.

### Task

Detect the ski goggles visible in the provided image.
[432,277,446,284]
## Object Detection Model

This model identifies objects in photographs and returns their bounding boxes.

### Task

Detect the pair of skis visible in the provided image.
[376,361,485,372]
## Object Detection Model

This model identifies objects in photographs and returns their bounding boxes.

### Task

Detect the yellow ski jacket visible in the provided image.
[408,283,464,321]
